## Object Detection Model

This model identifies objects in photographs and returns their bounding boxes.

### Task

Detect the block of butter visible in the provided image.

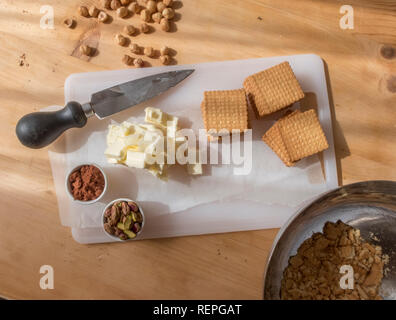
[105,107,202,179]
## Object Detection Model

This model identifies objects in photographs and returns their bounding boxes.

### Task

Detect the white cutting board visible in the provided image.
[48,54,338,244]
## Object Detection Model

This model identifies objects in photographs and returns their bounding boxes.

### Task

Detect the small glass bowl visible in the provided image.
[102,198,145,242]
[65,163,108,205]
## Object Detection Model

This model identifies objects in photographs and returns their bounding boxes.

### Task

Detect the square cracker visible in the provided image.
[262,122,294,166]
[244,62,305,117]
[278,109,329,162]
[201,89,248,134]
[262,110,328,166]
[262,110,300,167]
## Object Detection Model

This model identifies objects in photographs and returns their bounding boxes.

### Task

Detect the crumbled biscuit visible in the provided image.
[281,221,386,300]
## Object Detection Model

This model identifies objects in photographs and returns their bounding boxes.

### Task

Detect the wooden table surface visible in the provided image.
[0,0,395,299]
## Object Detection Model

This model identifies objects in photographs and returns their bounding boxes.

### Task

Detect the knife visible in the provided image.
[16,69,194,149]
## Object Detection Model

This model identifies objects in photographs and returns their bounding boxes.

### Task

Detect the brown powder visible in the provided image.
[69,165,105,201]
[281,220,386,300]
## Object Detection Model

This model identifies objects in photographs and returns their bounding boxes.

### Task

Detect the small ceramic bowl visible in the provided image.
[65,163,108,205]
[102,198,145,242]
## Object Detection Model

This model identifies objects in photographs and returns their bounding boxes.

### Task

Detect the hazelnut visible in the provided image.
[122,54,134,66]
[157,2,166,13]
[130,43,140,54]
[89,6,100,17]
[160,18,170,31]
[160,46,169,56]
[80,45,92,56]
[120,0,131,5]
[102,0,112,9]
[78,6,89,17]
[162,8,174,20]
[124,25,136,36]
[152,12,162,23]
[140,9,151,22]
[163,0,173,6]
[63,18,75,28]
[98,11,109,22]
[134,58,144,68]
[128,2,141,13]
[146,0,157,13]
[115,33,127,46]
[144,47,154,57]
[116,6,129,18]
[110,0,121,10]
[160,55,170,65]
[140,22,150,33]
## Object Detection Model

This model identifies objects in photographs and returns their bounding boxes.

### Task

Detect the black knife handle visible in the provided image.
[16,101,88,149]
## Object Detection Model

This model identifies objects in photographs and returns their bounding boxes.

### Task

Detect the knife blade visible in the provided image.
[88,69,194,119]
[16,69,194,149]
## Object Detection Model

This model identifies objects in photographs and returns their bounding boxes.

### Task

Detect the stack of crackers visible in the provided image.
[262,110,329,166]
[200,61,329,166]
[201,89,249,139]
[244,61,305,117]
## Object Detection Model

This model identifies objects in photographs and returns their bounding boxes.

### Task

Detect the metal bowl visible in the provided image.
[263,180,396,300]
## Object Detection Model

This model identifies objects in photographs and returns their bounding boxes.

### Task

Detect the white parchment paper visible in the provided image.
[48,55,337,234]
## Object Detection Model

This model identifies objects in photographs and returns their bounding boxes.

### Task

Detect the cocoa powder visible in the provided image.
[69,165,105,201]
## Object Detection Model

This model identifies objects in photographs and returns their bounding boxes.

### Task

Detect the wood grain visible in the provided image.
[0,0,395,299]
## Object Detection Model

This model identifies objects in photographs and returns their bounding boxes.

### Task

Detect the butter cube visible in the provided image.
[105,139,128,160]
[125,150,147,169]
[138,131,161,152]
[138,124,162,132]
[120,121,135,134]
[106,122,136,144]
[167,116,178,128]
[124,133,144,147]
[145,135,163,153]
[187,163,203,175]
[107,124,126,145]
[145,107,179,132]
[145,107,166,128]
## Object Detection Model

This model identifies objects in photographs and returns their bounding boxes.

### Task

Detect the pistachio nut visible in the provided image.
[121,201,131,215]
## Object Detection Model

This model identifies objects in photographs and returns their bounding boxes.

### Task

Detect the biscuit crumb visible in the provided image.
[369,231,380,242]
[281,220,387,300]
